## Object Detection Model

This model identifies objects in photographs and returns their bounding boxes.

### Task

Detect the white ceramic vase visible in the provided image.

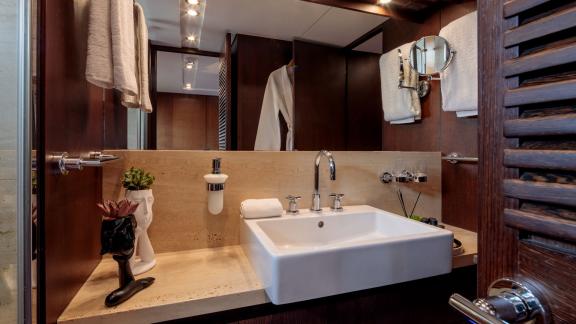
[125,189,156,275]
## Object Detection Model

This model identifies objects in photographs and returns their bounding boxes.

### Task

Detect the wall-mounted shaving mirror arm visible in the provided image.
[398,49,430,98]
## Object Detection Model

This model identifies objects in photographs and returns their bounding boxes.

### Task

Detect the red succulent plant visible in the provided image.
[97,199,139,220]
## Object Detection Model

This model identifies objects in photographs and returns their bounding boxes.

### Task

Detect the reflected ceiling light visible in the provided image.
[185,62,194,69]
[183,83,193,90]
[377,0,391,4]
[186,0,199,4]
[186,8,199,16]
[186,35,196,42]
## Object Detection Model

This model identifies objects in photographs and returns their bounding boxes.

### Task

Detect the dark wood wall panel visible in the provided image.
[156,93,219,150]
[165,266,477,324]
[232,35,292,150]
[206,96,220,150]
[518,243,576,323]
[293,41,347,151]
[346,51,383,150]
[38,1,105,322]
[381,1,478,231]
[103,89,127,149]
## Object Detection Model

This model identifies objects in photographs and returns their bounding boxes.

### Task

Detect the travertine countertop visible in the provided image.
[58,246,267,324]
[59,225,477,324]
[444,224,478,269]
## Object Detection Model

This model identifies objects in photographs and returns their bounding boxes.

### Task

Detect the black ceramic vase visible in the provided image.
[100,215,155,307]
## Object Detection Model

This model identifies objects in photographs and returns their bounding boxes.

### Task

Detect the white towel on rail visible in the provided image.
[439,11,478,117]
[379,42,421,124]
[399,42,421,123]
[111,0,138,99]
[86,0,113,88]
[254,65,294,151]
[121,3,153,112]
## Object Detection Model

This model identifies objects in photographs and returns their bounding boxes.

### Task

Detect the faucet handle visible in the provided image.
[329,193,344,212]
[286,195,301,214]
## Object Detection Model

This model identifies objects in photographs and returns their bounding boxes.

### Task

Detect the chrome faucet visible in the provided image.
[311,150,336,212]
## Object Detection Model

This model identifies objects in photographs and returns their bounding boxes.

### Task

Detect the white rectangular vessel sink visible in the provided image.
[241,205,453,305]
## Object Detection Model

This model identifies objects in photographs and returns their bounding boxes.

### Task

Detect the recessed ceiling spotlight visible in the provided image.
[377,0,392,5]
[183,83,193,90]
[186,9,199,17]
[186,35,196,42]
[186,0,199,4]
[185,62,194,69]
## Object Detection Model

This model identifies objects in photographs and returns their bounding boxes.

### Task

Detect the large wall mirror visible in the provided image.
[108,0,387,151]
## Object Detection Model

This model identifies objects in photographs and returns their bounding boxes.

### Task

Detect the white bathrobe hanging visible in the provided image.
[254,65,294,151]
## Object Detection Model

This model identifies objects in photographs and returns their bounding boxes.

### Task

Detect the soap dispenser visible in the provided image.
[204,158,228,215]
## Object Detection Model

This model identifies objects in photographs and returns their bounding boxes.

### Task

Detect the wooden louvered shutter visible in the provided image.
[217,34,233,151]
[479,0,576,322]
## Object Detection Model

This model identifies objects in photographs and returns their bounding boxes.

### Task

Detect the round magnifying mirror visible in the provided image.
[408,36,453,76]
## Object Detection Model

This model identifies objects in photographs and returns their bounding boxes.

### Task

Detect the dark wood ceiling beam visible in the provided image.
[344,21,387,50]
[150,43,221,57]
[300,0,425,22]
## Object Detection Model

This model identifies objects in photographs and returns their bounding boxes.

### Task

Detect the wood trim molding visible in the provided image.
[147,43,158,149]
[150,43,221,57]
[477,0,518,296]
[300,0,424,22]
[344,21,386,51]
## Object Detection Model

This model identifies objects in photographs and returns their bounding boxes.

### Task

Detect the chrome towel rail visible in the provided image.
[442,152,479,164]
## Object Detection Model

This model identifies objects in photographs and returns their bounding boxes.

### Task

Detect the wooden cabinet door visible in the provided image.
[37,1,105,323]
[467,0,576,323]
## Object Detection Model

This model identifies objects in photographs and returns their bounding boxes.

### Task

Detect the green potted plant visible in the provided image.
[122,167,157,275]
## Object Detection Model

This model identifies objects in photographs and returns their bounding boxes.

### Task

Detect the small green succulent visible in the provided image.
[122,167,155,191]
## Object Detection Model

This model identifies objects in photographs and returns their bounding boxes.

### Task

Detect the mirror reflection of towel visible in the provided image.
[254,65,294,151]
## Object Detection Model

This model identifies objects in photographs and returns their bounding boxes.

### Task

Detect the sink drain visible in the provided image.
[318,221,324,228]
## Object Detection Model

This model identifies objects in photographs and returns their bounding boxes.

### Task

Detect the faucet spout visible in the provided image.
[312,150,336,212]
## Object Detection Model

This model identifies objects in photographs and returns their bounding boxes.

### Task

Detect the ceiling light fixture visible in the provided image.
[186,8,199,17]
[186,0,199,4]
[377,0,392,5]
[185,62,194,69]
[186,35,196,42]
[183,83,193,90]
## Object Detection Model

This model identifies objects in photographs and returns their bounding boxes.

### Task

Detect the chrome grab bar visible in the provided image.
[442,152,479,164]
[49,151,120,175]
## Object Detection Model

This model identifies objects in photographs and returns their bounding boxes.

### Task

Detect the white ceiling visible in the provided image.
[139,0,387,94]
[157,51,220,96]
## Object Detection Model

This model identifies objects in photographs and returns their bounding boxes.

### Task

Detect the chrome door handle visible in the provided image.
[449,278,549,324]
[49,152,120,175]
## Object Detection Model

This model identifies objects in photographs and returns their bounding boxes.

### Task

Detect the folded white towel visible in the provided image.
[380,42,421,124]
[241,199,283,219]
[121,3,153,112]
[439,11,478,117]
[86,0,114,89]
[400,43,421,121]
[111,0,139,99]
